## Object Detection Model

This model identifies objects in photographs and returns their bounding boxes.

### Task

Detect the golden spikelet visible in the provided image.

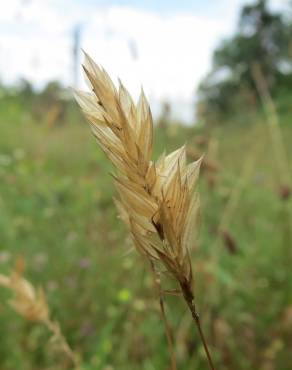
[75,52,202,290]
[0,259,79,368]
[0,259,49,322]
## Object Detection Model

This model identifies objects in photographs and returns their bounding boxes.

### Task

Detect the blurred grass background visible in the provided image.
[1,0,292,368]
[0,85,291,369]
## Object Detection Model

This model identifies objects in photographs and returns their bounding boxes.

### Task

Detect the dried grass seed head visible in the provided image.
[75,52,202,286]
[0,264,49,322]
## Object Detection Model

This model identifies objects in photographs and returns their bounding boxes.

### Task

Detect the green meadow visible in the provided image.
[0,92,292,369]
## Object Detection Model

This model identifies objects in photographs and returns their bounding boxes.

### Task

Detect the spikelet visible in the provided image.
[0,259,49,322]
[75,52,202,289]
[0,259,79,368]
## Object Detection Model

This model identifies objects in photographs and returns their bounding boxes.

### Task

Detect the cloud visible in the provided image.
[0,0,289,122]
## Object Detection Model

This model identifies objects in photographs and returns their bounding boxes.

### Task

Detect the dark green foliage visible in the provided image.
[197,0,292,123]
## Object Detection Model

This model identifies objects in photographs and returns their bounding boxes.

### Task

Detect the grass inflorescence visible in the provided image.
[75,52,215,369]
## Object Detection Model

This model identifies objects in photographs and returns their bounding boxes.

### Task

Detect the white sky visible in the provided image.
[0,0,289,122]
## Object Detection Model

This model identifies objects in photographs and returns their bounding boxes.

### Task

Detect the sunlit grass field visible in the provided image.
[0,96,292,370]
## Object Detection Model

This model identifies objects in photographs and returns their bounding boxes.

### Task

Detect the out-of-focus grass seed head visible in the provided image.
[0,260,49,323]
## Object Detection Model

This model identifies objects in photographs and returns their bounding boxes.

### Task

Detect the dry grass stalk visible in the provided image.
[75,52,215,369]
[252,63,292,295]
[149,260,177,370]
[252,62,291,189]
[187,137,219,190]
[0,259,79,369]
[211,142,260,257]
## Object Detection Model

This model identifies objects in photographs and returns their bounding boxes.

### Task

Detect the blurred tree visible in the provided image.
[197,0,292,123]
[17,78,35,99]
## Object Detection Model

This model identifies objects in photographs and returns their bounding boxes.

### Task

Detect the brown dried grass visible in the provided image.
[0,258,79,369]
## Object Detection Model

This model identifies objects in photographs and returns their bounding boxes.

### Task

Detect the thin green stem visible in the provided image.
[150,260,177,370]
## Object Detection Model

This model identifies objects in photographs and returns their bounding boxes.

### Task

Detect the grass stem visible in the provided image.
[44,318,80,369]
[180,282,216,370]
[150,260,177,370]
